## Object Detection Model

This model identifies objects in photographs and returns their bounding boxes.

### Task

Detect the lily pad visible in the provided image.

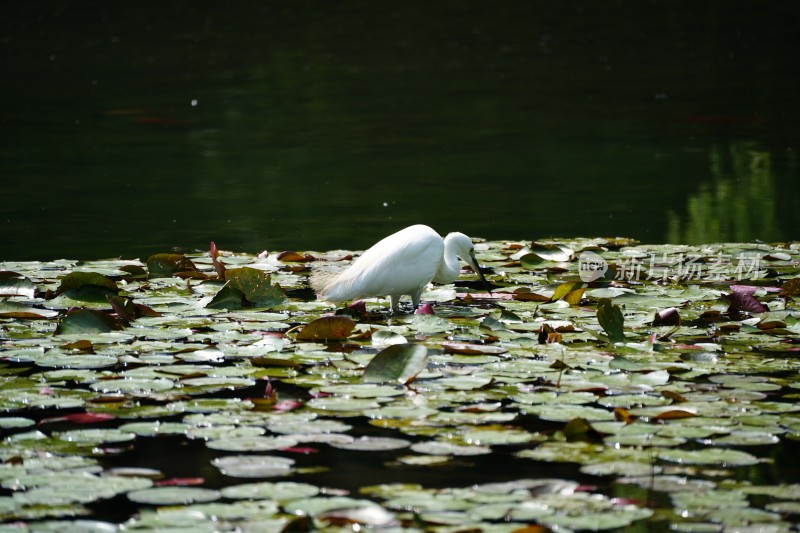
[363,344,428,384]
[220,481,319,501]
[296,316,356,341]
[657,447,760,466]
[597,298,625,343]
[55,309,121,335]
[0,271,37,298]
[211,455,295,478]
[145,254,199,278]
[127,487,220,505]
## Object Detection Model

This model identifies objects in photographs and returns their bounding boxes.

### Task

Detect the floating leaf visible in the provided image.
[529,243,573,262]
[563,417,602,443]
[226,267,286,307]
[0,271,36,297]
[205,435,298,452]
[296,316,355,341]
[657,447,760,466]
[551,281,585,305]
[363,344,428,384]
[39,413,115,425]
[211,455,295,478]
[597,298,625,343]
[205,283,247,310]
[723,285,768,313]
[371,330,408,347]
[146,253,198,278]
[55,308,121,335]
[277,251,315,262]
[220,481,319,501]
[330,436,411,451]
[410,440,491,456]
[441,342,507,355]
[53,272,119,297]
[782,278,800,298]
[0,299,59,319]
[127,487,220,505]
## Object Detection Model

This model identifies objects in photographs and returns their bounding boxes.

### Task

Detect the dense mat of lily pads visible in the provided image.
[1,237,800,532]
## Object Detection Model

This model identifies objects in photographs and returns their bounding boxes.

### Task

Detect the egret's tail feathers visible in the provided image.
[310,269,337,294]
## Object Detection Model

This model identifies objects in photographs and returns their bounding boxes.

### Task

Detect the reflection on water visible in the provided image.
[667,142,788,244]
[1,2,798,260]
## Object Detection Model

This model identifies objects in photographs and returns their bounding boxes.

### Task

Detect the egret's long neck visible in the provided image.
[434,239,461,284]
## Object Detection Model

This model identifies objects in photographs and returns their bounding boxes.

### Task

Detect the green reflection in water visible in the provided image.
[668,142,784,244]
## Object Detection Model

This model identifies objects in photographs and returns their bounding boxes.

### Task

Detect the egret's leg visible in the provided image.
[411,289,423,309]
[388,294,400,314]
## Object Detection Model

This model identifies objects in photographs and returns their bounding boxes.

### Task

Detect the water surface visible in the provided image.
[2,1,798,260]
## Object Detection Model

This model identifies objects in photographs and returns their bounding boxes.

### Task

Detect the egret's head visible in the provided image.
[446,232,490,291]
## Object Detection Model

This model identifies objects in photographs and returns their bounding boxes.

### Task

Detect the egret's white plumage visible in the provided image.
[311,224,487,312]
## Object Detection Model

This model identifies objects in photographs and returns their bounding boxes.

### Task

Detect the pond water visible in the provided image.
[2,1,799,261]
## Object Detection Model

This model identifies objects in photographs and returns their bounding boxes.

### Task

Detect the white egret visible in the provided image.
[311,224,489,313]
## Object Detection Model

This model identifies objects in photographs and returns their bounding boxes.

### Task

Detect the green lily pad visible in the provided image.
[597,298,625,343]
[220,481,319,501]
[145,254,199,278]
[410,440,492,456]
[224,267,286,307]
[330,436,411,451]
[211,455,295,478]
[363,344,428,384]
[55,309,121,335]
[127,487,221,505]
[296,316,356,341]
[53,272,119,297]
[205,435,298,452]
[657,448,760,466]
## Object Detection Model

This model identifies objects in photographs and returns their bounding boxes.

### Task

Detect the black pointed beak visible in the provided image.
[469,251,492,293]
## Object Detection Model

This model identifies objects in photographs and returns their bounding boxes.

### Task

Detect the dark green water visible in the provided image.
[2,1,799,261]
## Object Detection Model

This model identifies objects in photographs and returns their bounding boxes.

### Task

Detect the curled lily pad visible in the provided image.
[0,271,37,298]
